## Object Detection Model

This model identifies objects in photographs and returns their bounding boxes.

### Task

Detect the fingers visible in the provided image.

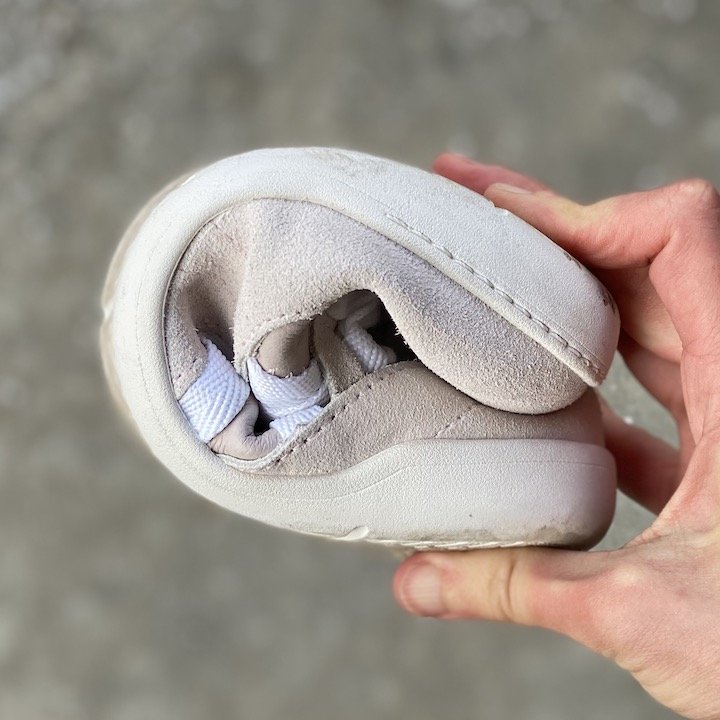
[436,155,720,358]
[484,179,720,357]
[595,268,680,363]
[433,153,550,194]
[435,153,720,441]
[600,398,680,514]
[433,154,681,363]
[485,178,720,440]
[617,331,686,419]
[393,548,612,652]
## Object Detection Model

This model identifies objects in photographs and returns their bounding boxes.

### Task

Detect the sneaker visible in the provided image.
[100,147,619,550]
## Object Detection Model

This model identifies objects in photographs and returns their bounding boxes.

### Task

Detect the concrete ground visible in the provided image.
[1,0,718,718]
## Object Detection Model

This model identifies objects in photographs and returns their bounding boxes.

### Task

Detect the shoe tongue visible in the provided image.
[255,320,311,377]
[255,291,394,385]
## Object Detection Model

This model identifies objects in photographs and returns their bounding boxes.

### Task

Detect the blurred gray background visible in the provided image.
[1,0,718,718]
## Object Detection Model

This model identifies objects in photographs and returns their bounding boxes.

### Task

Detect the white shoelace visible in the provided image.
[178,338,250,443]
[246,356,329,440]
[337,303,396,373]
[178,307,396,443]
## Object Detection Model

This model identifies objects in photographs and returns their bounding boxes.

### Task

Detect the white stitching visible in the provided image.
[384,211,602,374]
[330,175,603,374]
[270,368,398,466]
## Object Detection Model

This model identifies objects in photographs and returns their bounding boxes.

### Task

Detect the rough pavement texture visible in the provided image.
[1,0,718,718]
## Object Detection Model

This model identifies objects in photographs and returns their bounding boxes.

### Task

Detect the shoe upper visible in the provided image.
[257,359,604,477]
[109,148,620,472]
[167,197,593,408]
[164,192,616,469]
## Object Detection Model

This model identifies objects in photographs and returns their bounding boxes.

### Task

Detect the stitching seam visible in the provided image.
[270,367,398,466]
[434,402,478,438]
[231,195,604,376]
[383,212,602,375]
[330,176,603,374]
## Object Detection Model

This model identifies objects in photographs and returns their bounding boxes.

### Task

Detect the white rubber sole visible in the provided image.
[221,438,615,549]
[101,148,617,549]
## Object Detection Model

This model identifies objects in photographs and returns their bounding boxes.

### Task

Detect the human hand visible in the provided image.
[393,153,720,719]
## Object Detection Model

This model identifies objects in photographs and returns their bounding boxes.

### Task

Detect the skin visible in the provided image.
[393,153,720,719]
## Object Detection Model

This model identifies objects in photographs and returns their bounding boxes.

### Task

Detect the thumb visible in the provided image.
[394,548,611,650]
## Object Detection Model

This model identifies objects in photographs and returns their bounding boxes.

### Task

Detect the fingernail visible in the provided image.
[400,563,447,616]
[490,182,531,194]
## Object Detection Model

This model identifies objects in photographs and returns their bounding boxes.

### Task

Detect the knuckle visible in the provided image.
[604,561,649,593]
[486,553,524,623]
[448,552,533,623]
[670,177,720,212]
[570,197,620,260]
[497,555,518,622]
[585,560,649,647]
